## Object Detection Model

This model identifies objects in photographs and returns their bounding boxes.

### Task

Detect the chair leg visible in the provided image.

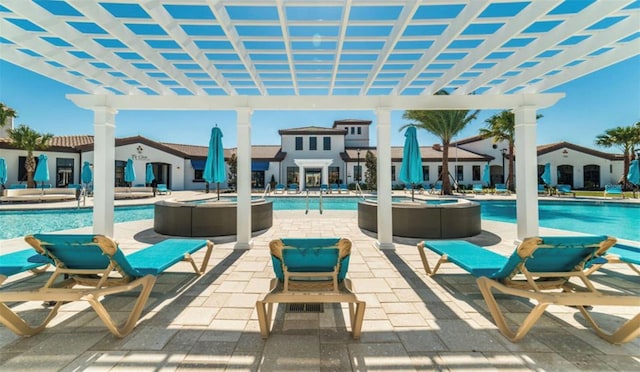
[256,300,271,339]
[350,301,366,340]
[477,277,549,342]
[577,307,640,344]
[0,302,62,337]
[417,244,432,275]
[87,275,156,338]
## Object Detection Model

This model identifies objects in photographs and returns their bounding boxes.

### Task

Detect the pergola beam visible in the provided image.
[67,93,564,111]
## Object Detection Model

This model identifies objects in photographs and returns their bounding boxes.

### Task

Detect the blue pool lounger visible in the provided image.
[256,238,365,339]
[417,236,640,344]
[0,234,213,338]
[586,244,640,275]
[0,249,50,283]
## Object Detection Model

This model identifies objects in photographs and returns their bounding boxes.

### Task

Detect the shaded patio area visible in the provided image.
[1,210,638,370]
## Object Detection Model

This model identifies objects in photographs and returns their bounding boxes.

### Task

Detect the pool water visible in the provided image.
[0,198,637,241]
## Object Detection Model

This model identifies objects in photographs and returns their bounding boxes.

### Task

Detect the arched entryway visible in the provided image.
[557,164,574,187]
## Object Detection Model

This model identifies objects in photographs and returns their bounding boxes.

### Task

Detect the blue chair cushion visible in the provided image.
[422,241,507,277]
[126,239,208,275]
[273,238,349,281]
[0,249,49,277]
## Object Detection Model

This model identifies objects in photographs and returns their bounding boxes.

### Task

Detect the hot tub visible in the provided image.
[358,198,481,239]
[154,198,273,237]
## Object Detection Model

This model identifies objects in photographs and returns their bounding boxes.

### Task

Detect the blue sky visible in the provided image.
[0,55,638,151]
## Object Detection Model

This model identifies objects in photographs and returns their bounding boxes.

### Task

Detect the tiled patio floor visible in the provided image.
[1,208,638,371]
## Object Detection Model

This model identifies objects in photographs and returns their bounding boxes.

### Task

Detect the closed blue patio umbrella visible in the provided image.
[399,126,422,201]
[81,161,92,206]
[0,158,7,188]
[203,126,226,200]
[481,163,491,186]
[33,154,49,189]
[145,163,155,186]
[627,159,640,185]
[627,159,639,198]
[541,162,551,185]
[81,161,92,185]
[124,159,136,187]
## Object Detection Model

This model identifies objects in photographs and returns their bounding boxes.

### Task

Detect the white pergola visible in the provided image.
[1,0,638,249]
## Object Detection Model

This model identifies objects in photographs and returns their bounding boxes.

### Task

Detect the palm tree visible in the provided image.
[401,91,480,195]
[479,110,543,192]
[0,102,18,130]
[596,123,640,189]
[7,124,53,187]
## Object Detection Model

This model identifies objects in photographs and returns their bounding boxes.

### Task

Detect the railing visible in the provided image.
[318,188,323,214]
[354,182,365,200]
[305,190,310,214]
[262,183,271,199]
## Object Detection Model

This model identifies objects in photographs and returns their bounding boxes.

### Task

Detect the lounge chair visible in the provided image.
[8,184,27,189]
[586,244,640,275]
[156,183,170,195]
[604,184,623,198]
[0,249,50,283]
[273,183,285,194]
[494,183,510,195]
[288,183,299,193]
[537,184,547,196]
[429,181,442,195]
[330,184,339,194]
[0,234,213,338]
[339,183,349,194]
[417,236,640,344]
[472,183,484,194]
[256,238,366,339]
[556,184,575,197]
[320,184,328,193]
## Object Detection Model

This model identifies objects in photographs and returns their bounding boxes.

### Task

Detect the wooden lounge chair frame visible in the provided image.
[256,238,365,340]
[417,236,640,344]
[0,234,213,338]
[585,244,640,276]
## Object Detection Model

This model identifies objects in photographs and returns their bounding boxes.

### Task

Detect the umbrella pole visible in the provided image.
[411,185,415,201]
[217,183,220,200]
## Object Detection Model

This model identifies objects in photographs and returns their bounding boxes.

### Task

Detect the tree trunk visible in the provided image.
[623,152,630,189]
[442,143,451,195]
[508,142,515,192]
[25,155,35,188]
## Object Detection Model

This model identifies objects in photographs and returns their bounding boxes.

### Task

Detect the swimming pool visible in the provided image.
[0,198,638,241]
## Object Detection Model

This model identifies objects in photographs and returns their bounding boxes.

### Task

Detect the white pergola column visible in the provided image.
[92,106,116,236]
[298,165,305,190]
[514,105,540,240]
[321,166,328,185]
[236,107,252,249]
[375,108,394,249]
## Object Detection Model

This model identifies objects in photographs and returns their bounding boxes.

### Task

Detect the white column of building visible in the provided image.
[92,106,116,236]
[321,166,328,185]
[514,105,539,241]
[298,165,305,190]
[376,108,394,249]
[236,108,252,249]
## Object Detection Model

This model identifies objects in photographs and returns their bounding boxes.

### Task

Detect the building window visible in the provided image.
[354,165,362,182]
[422,166,429,182]
[295,136,303,150]
[357,127,361,135]
[472,165,480,181]
[115,160,127,187]
[56,158,74,187]
[194,169,204,181]
[351,127,355,134]
[329,166,340,184]
[309,136,317,150]
[391,165,396,182]
[323,136,331,150]
[583,164,600,189]
[456,165,463,181]
[344,127,348,134]
[287,166,299,185]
